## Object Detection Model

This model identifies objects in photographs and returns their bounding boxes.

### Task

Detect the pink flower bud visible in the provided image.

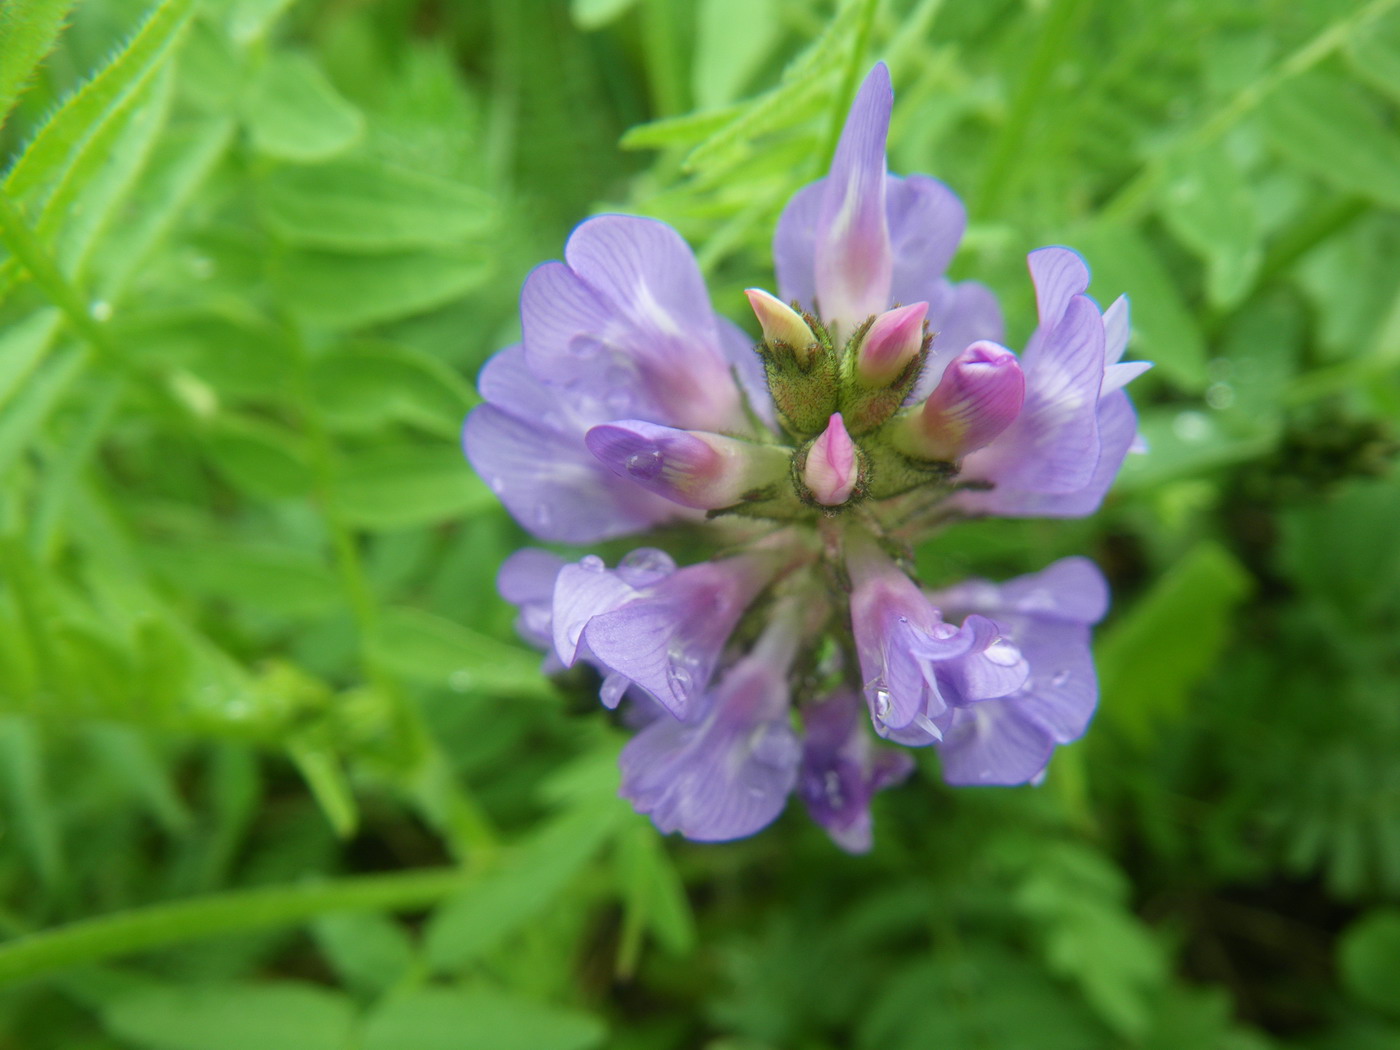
[586,420,788,509]
[745,288,819,365]
[854,302,927,387]
[802,413,859,506]
[897,341,1025,461]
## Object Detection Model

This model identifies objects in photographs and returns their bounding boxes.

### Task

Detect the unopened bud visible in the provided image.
[801,413,860,507]
[854,302,928,387]
[896,341,1025,461]
[586,420,788,509]
[746,288,819,366]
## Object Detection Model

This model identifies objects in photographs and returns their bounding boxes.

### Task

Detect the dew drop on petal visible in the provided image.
[665,649,697,703]
[625,448,663,479]
[984,638,1022,666]
[1051,670,1071,687]
[873,688,892,721]
[579,554,605,572]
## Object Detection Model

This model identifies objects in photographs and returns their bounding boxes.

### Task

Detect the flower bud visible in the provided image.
[745,288,819,366]
[896,341,1025,461]
[853,302,928,388]
[801,413,860,507]
[586,420,788,509]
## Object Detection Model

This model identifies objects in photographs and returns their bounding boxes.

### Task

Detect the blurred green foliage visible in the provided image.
[0,0,1397,1046]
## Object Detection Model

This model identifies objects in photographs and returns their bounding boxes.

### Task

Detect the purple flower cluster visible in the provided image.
[465,65,1148,851]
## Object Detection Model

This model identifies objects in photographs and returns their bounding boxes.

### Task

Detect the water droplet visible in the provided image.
[580,555,605,572]
[666,664,693,701]
[89,300,112,322]
[449,670,473,693]
[619,547,674,583]
[823,770,845,809]
[1051,670,1071,687]
[601,673,628,709]
[488,476,505,494]
[1205,381,1235,410]
[625,448,663,479]
[873,688,892,721]
[1172,410,1210,443]
[569,335,605,358]
[984,638,1021,666]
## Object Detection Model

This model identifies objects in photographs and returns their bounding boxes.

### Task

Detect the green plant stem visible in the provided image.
[972,0,1085,219]
[0,867,470,987]
[0,190,115,364]
[1101,0,1400,225]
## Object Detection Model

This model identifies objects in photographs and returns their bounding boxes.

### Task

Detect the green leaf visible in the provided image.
[0,716,66,890]
[0,345,84,477]
[1339,909,1400,1018]
[311,341,474,435]
[0,308,60,411]
[569,0,641,30]
[0,0,78,129]
[244,52,364,162]
[425,800,628,971]
[621,105,744,151]
[289,743,359,839]
[3,0,194,200]
[333,444,493,530]
[371,606,551,698]
[1346,7,1400,104]
[615,822,696,976]
[1258,71,1400,211]
[271,247,491,330]
[147,542,340,619]
[1016,843,1168,1038]
[202,419,314,501]
[1159,148,1260,309]
[311,912,416,997]
[258,160,494,251]
[1069,223,1206,390]
[1096,541,1254,745]
[693,0,781,110]
[362,986,606,1050]
[102,981,357,1050]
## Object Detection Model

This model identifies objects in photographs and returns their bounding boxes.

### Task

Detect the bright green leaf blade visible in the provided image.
[363,986,606,1050]
[693,0,780,110]
[1096,541,1254,745]
[1258,71,1400,211]
[244,52,364,162]
[372,606,551,698]
[570,0,641,30]
[0,0,78,129]
[201,419,314,502]
[333,444,494,529]
[1346,7,1400,104]
[1069,223,1206,390]
[0,307,61,411]
[258,160,494,251]
[271,247,491,329]
[425,801,628,971]
[311,912,416,997]
[3,0,194,200]
[101,981,357,1050]
[1159,148,1260,309]
[311,340,474,435]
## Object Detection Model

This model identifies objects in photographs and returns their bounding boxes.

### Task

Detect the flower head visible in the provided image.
[465,63,1148,848]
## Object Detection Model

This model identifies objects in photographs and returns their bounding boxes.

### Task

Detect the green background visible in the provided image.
[0,0,1398,1046]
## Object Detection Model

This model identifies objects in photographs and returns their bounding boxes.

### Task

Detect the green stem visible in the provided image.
[1101,0,1400,225]
[0,190,115,363]
[0,867,470,987]
[972,0,1084,219]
